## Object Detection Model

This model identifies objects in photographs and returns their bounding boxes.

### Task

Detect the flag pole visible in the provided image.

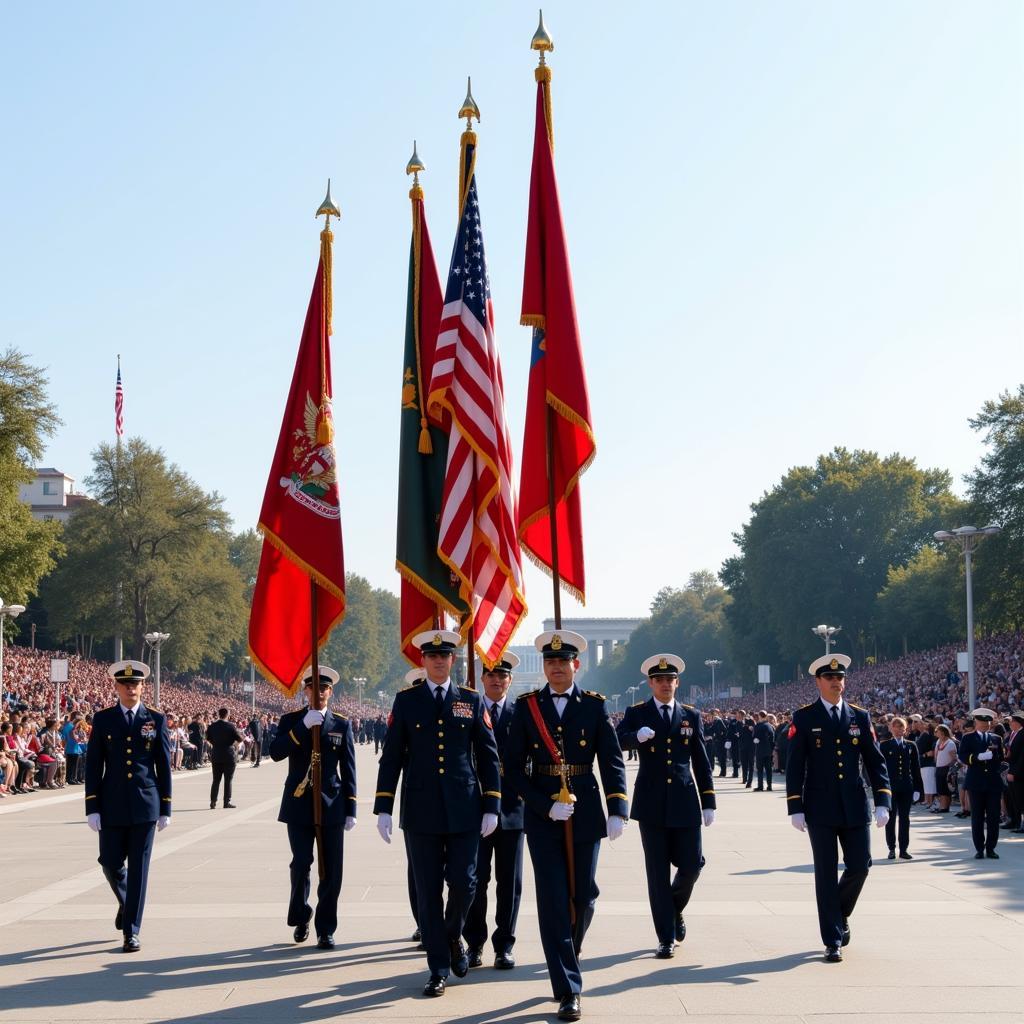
[308,179,341,882]
[531,8,575,926]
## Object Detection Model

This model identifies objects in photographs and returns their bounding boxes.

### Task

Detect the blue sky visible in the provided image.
[3,2,1020,643]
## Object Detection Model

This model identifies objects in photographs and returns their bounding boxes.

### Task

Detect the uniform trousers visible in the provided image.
[1007,778,1024,829]
[716,746,728,775]
[638,822,703,945]
[885,790,913,852]
[740,750,754,785]
[403,829,420,928]
[968,789,1002,853]
[286,823,344,936]
[806,823,871,948]
[525,823,601,998]
[97,821,156,937]
[406,829,479,977]
[463,826,524,954]
[210,760,236,806]
[756,756,774,789]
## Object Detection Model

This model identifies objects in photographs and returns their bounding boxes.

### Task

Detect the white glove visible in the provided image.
[703,809,716,827]
[549,801,575,821]
[912,791,920,802]
[480,813,498,838]
[874,807,890,828]
[344,816,357,832]
[978,750,993,761]
[725,742,732,750]
[87,813,101,832]
[607,814,626,840]
[302,708,325,729]
[636,726,655,743]
[157,816,170,832]
[790,812,806,832]
[377,812,393,844]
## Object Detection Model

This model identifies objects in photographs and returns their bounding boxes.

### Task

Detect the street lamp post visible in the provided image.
[143,631,171,708]
[0,600,27,711]
[353,676,367,709]
[811,624,842,654]
[704,659,722,695]
[934,524,1002,711]
[626,684,640,706]
[245,656,256,714]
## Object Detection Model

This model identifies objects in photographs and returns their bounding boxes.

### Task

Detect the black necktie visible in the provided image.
[661,704,671,726]
[435,686,445,715]
[831,705,839,727]
[125,709,134,729]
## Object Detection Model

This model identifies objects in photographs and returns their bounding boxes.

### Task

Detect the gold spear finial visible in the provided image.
[531,9,554,64]
[316,178,341,226]
[406,140,425,185]
[459,76,481,130]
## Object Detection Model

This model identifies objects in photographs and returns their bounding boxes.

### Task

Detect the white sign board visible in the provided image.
[957,651,969,673]
[757,665,771,684]
[243,683,254,693]
[49,659,69,683]
[729,686,743,698]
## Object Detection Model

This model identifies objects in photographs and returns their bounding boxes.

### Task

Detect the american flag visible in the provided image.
[114,361,124,437]
[427,138,527,665]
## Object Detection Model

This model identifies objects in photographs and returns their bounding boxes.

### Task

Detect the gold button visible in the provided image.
[127,773,133,778]
[557,726,563,732]
[838,762,844,768]
[534,743,539,749]
[666,759,672,765]
[438,731,444,737]
[437,719,443,725]
[415,723,421,729]
[126,760,132,765]
[667,778,673,784]
[438,743,445,750]
[126,749,132,754]
[666,739,672,745]
[579,740,587,746]
[838,773,844,779]
[438,756,445,762]
[439,768,445,774]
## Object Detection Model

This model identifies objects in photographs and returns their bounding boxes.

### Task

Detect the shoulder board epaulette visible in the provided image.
[848,702,866,711]
[521,688,541,698]
[399,684,417,692]
[584,690,606,701]
[632,701,645,707]
[680,702,696,710]
[335,713,348,720]
[799,702,816,711]
[459,685,477,694]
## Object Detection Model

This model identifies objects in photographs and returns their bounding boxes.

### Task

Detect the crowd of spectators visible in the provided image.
[0,646,386,799]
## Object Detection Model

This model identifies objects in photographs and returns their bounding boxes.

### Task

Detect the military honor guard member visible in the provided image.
[616,654,715,959]
[739,712,755,787]
[1005,711,1024,833]
[84,659,172,952]
[269,666,357,949]
[504,630,628,1022]
[463,653,525,970]
[958,708,1006,859]
[879,717,923,859]
[786,654,891,962]
[753,711,776,791]
[402,667,427,946]
[374,630,502,998]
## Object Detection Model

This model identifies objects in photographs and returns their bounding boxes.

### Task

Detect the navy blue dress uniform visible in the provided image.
[463,654,526,968]
[400,667,426,941]
[739,715,755,786]
[374,631,501,990]
[504,630,628,1016]
[617,654,715,957]
[753,717,776,790]
[1005,713,1024,831]
[786,654,891,959]
[726,715,742,776]
[879,728,923,858]
[958,709,1006,858]
[709,715,728,776]
[84,660,172,951]
[269,666,357,946]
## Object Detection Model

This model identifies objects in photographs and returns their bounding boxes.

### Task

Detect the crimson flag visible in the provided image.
[249,232,345,695]
[519,70,595,602]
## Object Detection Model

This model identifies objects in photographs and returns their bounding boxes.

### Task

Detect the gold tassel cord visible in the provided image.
[536,65,554,150]
[409,188,433,455]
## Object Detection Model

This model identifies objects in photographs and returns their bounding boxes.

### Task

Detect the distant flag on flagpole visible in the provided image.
[114,356,124,438]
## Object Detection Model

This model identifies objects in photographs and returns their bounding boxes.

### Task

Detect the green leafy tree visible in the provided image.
[41,439,246,671]
[721,448,958,669]
[966,386,1024,630]
[0,350,64,619]
[875,547,962,654]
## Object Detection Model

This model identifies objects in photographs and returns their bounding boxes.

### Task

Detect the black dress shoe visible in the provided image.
[887,849,896,859]
[423,974,446,997]
[824,946,842,963]
[411,927,422,942]
[899,852,913,860]
[986,850,1000,859]
[224,802,237,808]
[467,945,484,968]
[449,939,469,978]
[1013,827,1024,834]
[494,951,516,969]
[754,787,764,791]
[316,933,335,949]
[293,922,309,943]
[674,913,686,942]
[655,942,675,959]
[558,994,582,1021]
[210,801,216,809]
[115,906,124,932]
[974,851,985,859]
[122,935,140,953]
[841,921,851,947]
